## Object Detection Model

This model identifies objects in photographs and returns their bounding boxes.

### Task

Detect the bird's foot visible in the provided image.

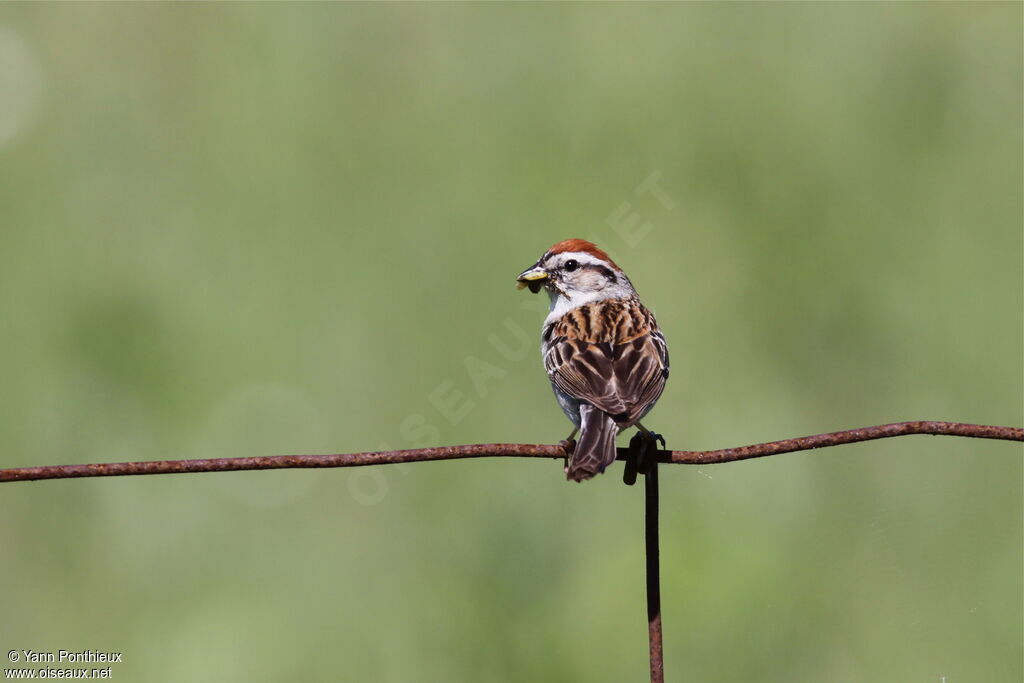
[557,438,576,474]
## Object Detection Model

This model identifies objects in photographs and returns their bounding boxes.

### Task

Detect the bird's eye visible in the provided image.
[564,259,579,272]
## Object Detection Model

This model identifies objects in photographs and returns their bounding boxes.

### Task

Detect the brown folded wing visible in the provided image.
[544,299,669,427]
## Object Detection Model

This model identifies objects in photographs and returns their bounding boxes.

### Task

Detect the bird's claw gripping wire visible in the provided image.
[557,437,576,474]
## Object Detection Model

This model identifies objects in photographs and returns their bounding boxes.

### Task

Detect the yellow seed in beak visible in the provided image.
[516,268,548,293]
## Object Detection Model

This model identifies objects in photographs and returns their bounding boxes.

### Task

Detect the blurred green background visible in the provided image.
[1,3,1020,682]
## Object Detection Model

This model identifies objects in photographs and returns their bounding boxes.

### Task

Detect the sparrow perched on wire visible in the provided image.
[517,239,669,481]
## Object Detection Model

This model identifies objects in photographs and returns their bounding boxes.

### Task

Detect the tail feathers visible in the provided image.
[566,405,619,482]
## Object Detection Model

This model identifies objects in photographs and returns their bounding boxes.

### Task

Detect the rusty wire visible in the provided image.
[1,420,1019,483]
[1,419,1019,683]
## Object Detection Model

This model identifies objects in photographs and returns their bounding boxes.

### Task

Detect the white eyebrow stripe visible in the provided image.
[546,251,611,269]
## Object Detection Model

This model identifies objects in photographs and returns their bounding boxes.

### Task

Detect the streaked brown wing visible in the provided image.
[545,330,669,426]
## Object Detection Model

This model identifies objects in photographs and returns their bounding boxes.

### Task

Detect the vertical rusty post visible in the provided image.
[645,462,664,683]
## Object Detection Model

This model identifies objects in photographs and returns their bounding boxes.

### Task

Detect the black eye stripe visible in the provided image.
[589,264,617,283]
[553,258,617,283]
[601,265,617,282]
[538,254,617,283]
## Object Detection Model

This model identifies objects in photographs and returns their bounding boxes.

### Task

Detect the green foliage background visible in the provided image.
[1,4,1020,682]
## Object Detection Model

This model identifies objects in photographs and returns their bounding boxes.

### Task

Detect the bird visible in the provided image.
[517,239,669,481]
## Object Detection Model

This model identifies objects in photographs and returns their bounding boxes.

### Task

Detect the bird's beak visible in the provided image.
[516,266,548,293]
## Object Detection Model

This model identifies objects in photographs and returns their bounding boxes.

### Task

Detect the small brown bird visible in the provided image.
[517,239,669,481]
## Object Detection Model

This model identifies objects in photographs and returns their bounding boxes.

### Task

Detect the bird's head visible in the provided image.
[516,239,635,305]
